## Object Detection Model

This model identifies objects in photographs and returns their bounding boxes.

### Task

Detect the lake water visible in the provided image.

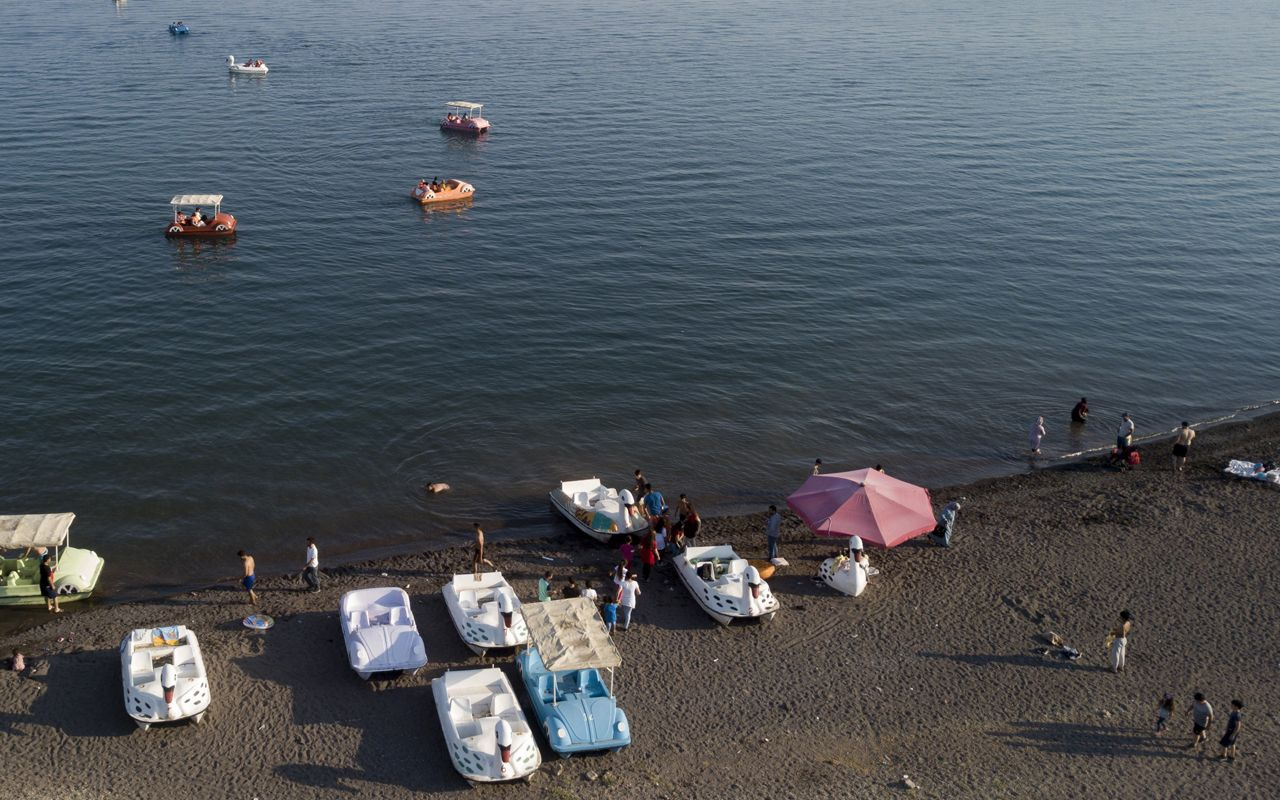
[2,0,1278,595]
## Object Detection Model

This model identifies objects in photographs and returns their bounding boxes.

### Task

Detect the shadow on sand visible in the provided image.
[988,720,1188,760]
[917,650,1111,673]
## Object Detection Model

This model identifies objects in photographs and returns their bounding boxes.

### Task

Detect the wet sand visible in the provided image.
[3,413,1278,799]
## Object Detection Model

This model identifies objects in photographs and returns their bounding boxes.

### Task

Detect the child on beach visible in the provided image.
[601,598,618,634]
[1155,693,1174,735]
[619,536,635,570]
[1188,693,1214,753]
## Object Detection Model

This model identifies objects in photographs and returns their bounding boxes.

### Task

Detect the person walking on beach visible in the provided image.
[39,552,61,613]
[765,505,782,561]
[537,571,552,602]
[1189,693,1214,754]
[1071,397,1089,423]
[1218,700,1244,761]
[1117,412,1135,450]
[1172,422,1196,473]
[601,597,618,634]
[472,523,495,576]
[616,571,641,630]
[1029,416,1047,454]
[611,558,628,590]
[238,550,258,605]
[1155,693,1174,736]
[638,530,660,581]
[1105,610,1132,673]
[301,537,320,593]
[619,535,636,570]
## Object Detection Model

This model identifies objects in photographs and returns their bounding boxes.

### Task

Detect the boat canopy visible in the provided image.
[444,101,483,111]
[0,513,76,549]
[170,194,223,207]
[522,597,622,672]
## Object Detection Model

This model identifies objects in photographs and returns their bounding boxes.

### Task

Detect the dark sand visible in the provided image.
[3,414,1279,799]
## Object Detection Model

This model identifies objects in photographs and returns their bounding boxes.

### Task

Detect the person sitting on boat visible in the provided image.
[176,212,188,225]
[190,208,205,226]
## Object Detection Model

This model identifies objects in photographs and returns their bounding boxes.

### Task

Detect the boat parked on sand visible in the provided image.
[440,101,490,134]
[673,544,779,625]
[518,598,630,756]
[550,478,650,545]
[339,587,428,680]
[816,553,869,597]
[410,178,475,205]
[121,626,210,730]
[165,194,236,238]
[433,666,542,782]
[226,55,268,74]
[442,571,529,655]
[0,513,104,606]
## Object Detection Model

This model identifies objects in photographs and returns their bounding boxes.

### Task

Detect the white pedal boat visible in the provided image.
[550,478,650,544]
[120,626,210,730]
[443,571,529,655]
[433,666,542,782]
[339,587,428,680]
[673,544,780,625]
[816,556,869,597]
[226,55,268,74]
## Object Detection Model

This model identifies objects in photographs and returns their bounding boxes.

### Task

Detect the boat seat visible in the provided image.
[728,558,749,575]
[172,644,195,666]
[457,589,478,610]
[130,651,153,685]
[573,491,590,509]
[490,693,515,718]
[449,696,472,721]
[385,606,407,626]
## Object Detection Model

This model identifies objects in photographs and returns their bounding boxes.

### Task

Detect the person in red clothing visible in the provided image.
[638,530,660,581]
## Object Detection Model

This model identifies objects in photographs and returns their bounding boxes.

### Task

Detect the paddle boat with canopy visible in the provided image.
[433,666,542,782]
[226,55,268,75]
[165,194,236,238]
[440,101,490,134]
[517,597,631,756]
[550,478,650,545]
[410,177,475,205]
[0,513,105,606]
[339,587,428,680]
[443,571,529,655]
[672,544,779,626]
[120,625,211,730]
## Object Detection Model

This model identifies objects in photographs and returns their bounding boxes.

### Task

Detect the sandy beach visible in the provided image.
[3,413,1278,799]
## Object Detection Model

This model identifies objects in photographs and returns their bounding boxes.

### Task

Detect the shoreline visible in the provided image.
[10,404,1279,638]
[2,408,1278,797]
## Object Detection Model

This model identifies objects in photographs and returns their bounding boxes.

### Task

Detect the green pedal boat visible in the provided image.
[1,513,105,606]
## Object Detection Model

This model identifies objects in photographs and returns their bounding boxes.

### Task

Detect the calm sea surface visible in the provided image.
[2,0,1278,596]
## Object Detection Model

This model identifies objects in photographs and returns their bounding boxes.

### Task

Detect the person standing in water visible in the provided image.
[1071,397,1089,423]
[1172,422,1196,473]
[1028,416,1047,454]
[1117,412,1136,449]
[39,552,61,613]
[238,550,258,605]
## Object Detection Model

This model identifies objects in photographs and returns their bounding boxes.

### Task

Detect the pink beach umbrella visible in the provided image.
[786,469,935,548]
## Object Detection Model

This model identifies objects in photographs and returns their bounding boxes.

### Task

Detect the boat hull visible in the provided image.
[433,667,542,782]
[816,557,868,597]
[442,572,529,656]
[516,648,630,755]
[549,492,616,545]
[411,180,475,206]
[121,627,211,730]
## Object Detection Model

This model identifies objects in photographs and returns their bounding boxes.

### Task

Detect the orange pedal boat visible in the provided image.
[410,178,475,205]
[165,194,236,238]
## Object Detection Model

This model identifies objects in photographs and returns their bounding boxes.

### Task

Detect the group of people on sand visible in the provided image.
[1028,398,1198,473]
[234,537,320,605]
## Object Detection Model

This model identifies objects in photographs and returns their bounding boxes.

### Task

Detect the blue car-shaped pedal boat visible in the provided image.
[169,22,189,35]
[517,647,630,755]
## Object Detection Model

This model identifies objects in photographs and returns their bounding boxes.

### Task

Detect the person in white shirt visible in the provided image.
[616,572,641,630]
[1117,413,1135,449]
[301,537,319,593]
[582,581,598,602]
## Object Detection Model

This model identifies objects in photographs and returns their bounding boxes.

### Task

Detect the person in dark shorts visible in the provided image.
[238,550,259,605]
[1218,700,1244,760]
[1172,421,1196,473]
[39,552,61,614]
[1188,692,1214,753]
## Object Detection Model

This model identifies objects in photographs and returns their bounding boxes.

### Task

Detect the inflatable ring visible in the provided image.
[214,224,228,232]
[169,225,182,234]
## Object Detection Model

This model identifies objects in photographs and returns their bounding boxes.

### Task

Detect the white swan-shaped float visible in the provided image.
[816,535,873,597]
[227,55,268,75]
